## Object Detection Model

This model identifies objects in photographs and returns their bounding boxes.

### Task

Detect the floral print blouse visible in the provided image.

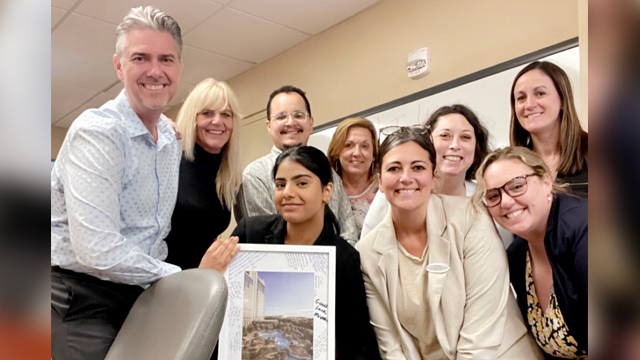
[526,250,588,359]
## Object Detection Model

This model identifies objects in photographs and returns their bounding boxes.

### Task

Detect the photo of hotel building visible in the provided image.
[243,271,265,327]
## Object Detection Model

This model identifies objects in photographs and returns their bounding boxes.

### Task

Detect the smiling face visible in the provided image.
[483,158,552,240]
[339,127,374,179]
[266,92,314,150]
[431,113,476,178]
[274,159,332,226]
[114,29,183,119]
[513,69,562,136]
[195,106,233,154]
[379,141,436,214]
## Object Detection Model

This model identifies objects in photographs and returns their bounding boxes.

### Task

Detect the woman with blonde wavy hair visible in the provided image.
[164,77,242,269]
[474,146,588,360]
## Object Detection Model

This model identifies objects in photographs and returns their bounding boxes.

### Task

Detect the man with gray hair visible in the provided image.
[50,6,232,360]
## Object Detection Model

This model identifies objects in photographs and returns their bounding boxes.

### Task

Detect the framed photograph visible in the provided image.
[219,244,336,360]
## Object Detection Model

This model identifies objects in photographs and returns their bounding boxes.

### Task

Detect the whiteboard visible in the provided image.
[308,41,579,153]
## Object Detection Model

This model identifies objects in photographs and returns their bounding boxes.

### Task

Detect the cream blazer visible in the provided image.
[356,195,542,360]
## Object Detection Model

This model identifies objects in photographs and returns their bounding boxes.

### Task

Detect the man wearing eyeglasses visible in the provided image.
[234,85,358,245]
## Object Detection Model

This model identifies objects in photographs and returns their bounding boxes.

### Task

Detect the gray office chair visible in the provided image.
[105,269,228,360]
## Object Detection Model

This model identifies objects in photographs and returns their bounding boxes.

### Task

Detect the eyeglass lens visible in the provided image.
[272,111,307,122]
[484,177,528,206]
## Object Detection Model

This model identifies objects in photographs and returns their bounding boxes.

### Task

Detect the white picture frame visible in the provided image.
[219,243,336,360]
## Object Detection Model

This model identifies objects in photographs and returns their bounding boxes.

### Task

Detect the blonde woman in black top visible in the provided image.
[474,147,588,359]
[164,78,242,269]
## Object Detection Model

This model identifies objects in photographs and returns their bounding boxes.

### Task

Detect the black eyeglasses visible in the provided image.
[379,124,430,136]
[484,173,537,207]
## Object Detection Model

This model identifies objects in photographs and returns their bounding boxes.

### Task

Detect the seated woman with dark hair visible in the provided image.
[213,146,380,360]
[474,146,588,359]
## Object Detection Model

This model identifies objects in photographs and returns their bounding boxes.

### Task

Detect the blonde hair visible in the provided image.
[472,146,568,209]
[176,78,242,208]
[327,117,378,181]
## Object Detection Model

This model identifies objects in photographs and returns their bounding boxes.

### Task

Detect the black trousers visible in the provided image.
[51,267,144,360]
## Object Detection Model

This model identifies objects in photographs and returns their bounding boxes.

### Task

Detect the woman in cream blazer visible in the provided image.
[356,127,541,360]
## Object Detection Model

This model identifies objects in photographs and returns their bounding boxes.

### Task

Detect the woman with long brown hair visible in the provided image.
[510,61,588,197]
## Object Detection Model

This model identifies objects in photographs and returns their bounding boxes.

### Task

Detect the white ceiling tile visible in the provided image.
[54,86,192,127]
[75,0,223,34]
[52,0,79,10]
[52,14,117,64]
[52,51,118,91]
[230,0,379,34]
[167,82,196,107]
[184,8,309,63]
[104,81,124,96]
[50,0,384,133]
[51,83,99,123]
[181,46,255,83]
[54,92,115,128]
[52,7,67,29]
[55,110,82,128]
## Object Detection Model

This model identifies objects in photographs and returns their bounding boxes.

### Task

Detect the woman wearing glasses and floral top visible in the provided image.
[473,146,588,360]
[357,128,542,360]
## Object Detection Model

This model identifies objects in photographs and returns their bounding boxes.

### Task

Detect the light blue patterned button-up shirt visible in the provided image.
[51,90,182,287]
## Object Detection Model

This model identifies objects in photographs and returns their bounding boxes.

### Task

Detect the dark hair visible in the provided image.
[377,128,437,174]
[266,85,312,120]
[272,146,340,234]
[425,104,489,180]
[509,61,588,176]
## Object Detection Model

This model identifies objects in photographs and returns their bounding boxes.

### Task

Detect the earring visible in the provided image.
[548,195,552,202]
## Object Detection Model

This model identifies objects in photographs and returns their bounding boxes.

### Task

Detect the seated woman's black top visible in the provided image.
[165,144,231,269]
[553,132,588,198]
[507,193,588,360]
[231,214,381,360]
[557,161,588,198]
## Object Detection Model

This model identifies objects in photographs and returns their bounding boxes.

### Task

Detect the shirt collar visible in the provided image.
[156,115,176,150]
[113,90,148,138]
[113,90,177,149]
[545,194,560,237]
[270,146,283,157]
[267,214,335,246]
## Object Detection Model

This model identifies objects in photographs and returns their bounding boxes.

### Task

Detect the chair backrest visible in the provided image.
[105,269,228,360]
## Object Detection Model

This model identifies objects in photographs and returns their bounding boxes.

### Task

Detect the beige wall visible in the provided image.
[229,0,579,168]
[51,125,67,159]
[578,0,588,130]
